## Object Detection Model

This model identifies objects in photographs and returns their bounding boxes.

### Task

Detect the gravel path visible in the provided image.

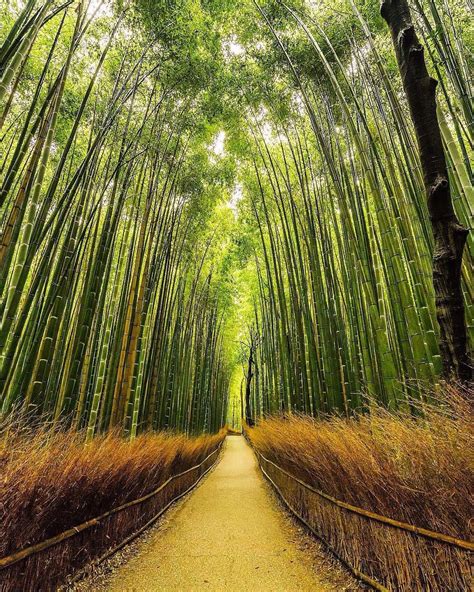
[88,435,358,592]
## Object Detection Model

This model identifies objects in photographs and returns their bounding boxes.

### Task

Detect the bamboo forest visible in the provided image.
[0,0,472,590]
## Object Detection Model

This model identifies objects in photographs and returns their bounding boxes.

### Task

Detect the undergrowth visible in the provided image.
[0,423,226,559]
[247,385,473,591]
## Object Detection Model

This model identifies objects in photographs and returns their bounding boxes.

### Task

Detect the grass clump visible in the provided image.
[0,423,226,590]
[247,386,473,591]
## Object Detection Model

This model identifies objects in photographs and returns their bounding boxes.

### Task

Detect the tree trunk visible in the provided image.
[381,0,471,381]
[245,340,255,426]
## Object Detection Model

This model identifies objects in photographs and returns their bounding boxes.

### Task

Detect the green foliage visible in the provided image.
[0,0,471,435]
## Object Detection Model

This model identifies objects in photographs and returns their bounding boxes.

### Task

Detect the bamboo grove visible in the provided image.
[1,0,473,436]
[0,0,232,436]
[240,0,472,420]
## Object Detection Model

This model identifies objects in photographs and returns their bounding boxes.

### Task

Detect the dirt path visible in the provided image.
[103,436,357,591]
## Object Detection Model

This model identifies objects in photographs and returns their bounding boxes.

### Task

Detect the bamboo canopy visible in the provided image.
[0,0,472,433]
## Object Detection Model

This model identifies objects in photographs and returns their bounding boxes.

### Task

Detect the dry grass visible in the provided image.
[0,422,226,590]
[247,385,473,591]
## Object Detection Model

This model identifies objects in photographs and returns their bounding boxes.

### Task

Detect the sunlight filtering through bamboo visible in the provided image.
[0,1,472,589]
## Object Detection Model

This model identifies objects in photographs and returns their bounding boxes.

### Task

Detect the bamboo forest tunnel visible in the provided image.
[0,0,472,437]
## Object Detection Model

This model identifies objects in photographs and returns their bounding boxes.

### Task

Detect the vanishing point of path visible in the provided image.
[101,436,357,591]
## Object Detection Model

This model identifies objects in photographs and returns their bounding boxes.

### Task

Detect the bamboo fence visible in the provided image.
[0,443,223,592]
[254,448,473,591]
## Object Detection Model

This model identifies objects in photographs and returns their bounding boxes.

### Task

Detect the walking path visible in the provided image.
[104,436,355,591]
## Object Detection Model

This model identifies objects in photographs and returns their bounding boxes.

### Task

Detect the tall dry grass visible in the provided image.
[0,421,225,589]
[247,385,473,591]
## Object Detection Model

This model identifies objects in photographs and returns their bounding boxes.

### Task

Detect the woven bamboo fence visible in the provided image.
[255,450,473,591]
[0,444,222,592]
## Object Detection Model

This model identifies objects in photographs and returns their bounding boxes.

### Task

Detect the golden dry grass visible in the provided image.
[247,385,473,591]
[0,424,225,561]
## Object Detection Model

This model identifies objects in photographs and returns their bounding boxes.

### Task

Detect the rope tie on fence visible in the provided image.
[254,450,474,552]
[0,443,223,570]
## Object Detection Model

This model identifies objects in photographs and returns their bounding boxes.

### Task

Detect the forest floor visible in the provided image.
[72,436,360,591]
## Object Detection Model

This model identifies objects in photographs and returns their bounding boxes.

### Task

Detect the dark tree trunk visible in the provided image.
[245,339,255,426]
[381,0,471,382]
